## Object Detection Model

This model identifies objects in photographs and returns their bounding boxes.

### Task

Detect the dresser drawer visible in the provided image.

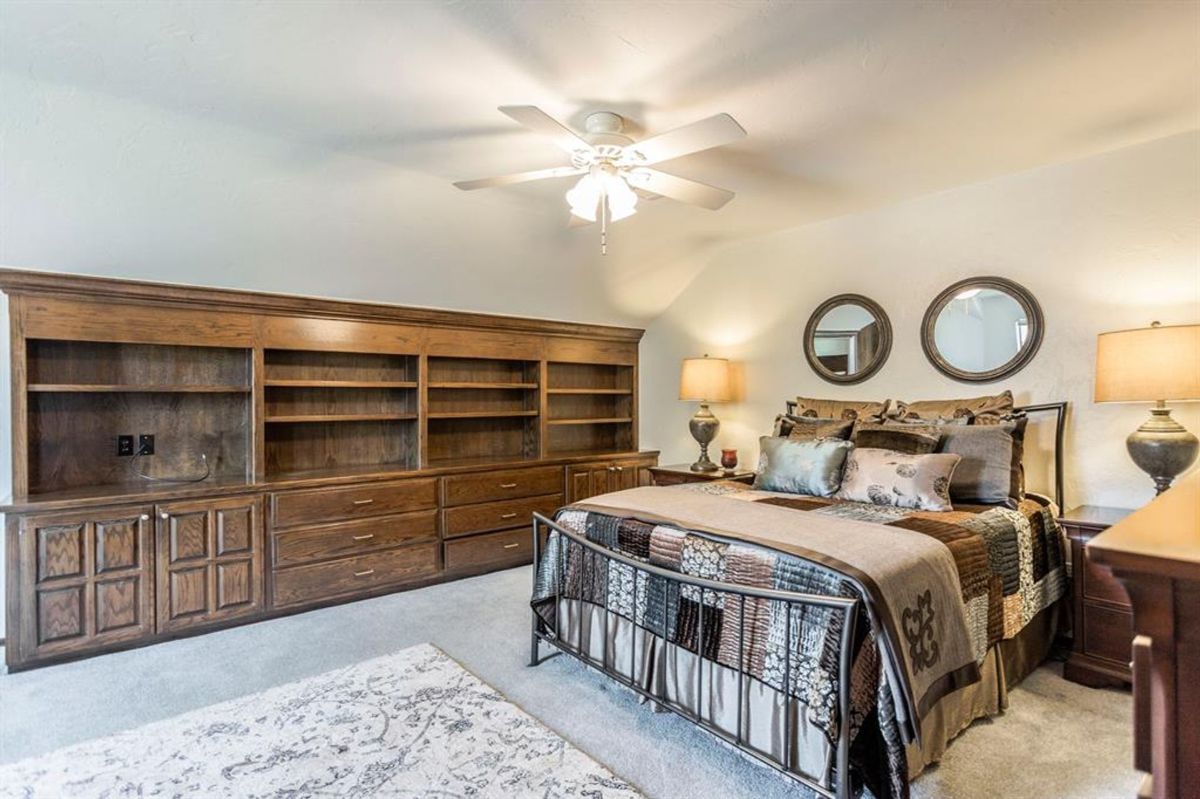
[442,466,563,507]
[443,494,562,539]
[271,479,438,529]
[272,510,438,568]
[445,528,533,571]
[272,543,439,608]
[1082,552,1130,606]
[1083,603,1135,666]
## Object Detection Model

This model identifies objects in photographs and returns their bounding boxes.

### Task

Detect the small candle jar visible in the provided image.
[720,448,738,472]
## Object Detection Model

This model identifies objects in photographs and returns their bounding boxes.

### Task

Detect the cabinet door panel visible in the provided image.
[157,496,263,633]
[36,523,85,581]
[17,507,154,664]
[95,578,140,633]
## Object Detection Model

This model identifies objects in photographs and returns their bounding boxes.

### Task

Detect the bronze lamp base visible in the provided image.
[688,402,721,472]
[1127,404,1199,495]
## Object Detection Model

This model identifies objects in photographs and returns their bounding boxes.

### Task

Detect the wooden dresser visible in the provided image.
[1061,505,1135,687]
[0,270,657,670]
[1088,472,1200,799]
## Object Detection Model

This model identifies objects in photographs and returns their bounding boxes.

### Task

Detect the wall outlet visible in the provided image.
[117,435,134,456]
[138,434,155,455]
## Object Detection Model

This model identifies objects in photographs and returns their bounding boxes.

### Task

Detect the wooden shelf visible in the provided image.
[264,380,417,389]
[428,381,538,390]
[547,388,633,395]
[547,417,633,425]
[427,410,539,420]
[265,413,418,424]
[27,384,250,394]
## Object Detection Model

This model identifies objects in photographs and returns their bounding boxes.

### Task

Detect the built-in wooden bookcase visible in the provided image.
[263,349,420,477]
[426,357,540,466]
[545,362,635,456]
[25,340,252,493]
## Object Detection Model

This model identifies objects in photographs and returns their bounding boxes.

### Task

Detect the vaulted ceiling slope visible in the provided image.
[1,1,1196,324]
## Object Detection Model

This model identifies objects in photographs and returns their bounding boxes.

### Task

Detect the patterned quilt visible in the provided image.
[530,482,1067,799]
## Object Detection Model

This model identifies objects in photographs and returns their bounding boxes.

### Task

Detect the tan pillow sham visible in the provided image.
[792,397,889,423]
[888,390,1014,425]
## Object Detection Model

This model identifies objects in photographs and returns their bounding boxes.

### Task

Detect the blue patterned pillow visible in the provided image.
[753,436,853,497]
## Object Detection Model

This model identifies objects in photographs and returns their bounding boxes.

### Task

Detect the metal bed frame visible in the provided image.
[529,512,861,799]
[529,399,1068,798]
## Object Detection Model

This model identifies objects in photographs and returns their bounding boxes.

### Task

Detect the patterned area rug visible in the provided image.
[0,643,642,798]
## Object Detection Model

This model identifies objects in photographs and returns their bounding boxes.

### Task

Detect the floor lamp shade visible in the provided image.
[679,356,731,472]
[1094,323,1200,494]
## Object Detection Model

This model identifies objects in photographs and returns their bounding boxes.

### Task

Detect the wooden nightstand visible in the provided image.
[1060,505,1135,688]
[649,463,756,487]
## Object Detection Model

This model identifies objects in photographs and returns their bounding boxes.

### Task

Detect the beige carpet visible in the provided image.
[1,566,1137,799]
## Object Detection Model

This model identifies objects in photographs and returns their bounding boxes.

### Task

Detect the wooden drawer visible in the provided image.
[272,510,438,568]
[1083,602,1135,666]
[443,493,562,539]
[272,543,439,608]
[1082,552,1130,606]
[442,466,563,507]
[271,479,437,529]
[445,527,533,571]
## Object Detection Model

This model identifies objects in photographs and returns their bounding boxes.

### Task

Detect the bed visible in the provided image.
[528,401,1068,799]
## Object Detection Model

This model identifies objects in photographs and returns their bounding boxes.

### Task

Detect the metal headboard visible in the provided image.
[783,400,1068,509]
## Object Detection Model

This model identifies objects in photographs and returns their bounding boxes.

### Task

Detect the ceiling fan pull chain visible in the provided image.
[601,194,608,256]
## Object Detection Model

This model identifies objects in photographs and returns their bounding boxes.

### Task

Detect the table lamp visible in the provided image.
[1094,322,1200,494]
[679,355,731,472]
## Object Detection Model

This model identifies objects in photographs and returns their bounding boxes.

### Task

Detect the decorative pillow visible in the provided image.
[772,414,854,441]
[835,448,961,511]
[753,436,854,497]
[937,416,1028,507]
[792,397,889,423]
[850,423,941,455]
[888,390,1014,425]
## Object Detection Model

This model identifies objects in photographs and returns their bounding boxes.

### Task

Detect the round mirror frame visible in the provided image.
[803,293,893,385]
[920,276,1044,383]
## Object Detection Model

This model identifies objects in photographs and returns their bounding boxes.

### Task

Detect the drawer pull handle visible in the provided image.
[140,514,150,521]
[502,542,521,550]
[352,534,375,541]
[500,513,518,520]
[354,569,376,577]
[161,512,170,519]
[352,499,375,506]
[614,466,624,472]
[499,483,518,489]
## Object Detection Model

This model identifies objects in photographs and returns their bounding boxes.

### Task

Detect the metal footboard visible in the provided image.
[529,512,860,799]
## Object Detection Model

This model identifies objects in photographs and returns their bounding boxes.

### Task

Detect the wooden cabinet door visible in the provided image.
[156,496,264,633]
[16,506,155,663]
[566,464,610,503]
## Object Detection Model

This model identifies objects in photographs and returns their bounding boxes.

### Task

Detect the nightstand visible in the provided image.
[649,463,756,487]
[1060,505,1135,688]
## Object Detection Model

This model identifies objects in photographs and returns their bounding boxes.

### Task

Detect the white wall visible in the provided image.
[640,131,1200,510]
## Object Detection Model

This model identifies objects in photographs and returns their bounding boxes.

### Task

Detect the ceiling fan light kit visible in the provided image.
[454,105,746,254]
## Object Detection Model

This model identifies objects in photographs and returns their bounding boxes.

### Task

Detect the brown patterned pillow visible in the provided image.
[835,448,961,511]
[850,423,941,455]
[888,391,1014,425]
[792,397,889,423]
[772,414,854,441]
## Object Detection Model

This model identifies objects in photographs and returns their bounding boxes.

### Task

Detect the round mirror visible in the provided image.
[921,277,1044,383]
[803,294,893,384]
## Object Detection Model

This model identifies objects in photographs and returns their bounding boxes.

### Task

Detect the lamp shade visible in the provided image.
[679,356,731,402]
[1094,323,1200,403]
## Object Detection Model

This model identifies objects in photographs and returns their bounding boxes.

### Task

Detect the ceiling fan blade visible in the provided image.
[632,169,735,210]
[453,166,585,191]
[629,113,746,165]
[498,105,594,155]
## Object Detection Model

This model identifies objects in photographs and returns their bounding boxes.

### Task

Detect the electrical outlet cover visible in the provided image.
[117,435,134,456]
[138,434,155,455]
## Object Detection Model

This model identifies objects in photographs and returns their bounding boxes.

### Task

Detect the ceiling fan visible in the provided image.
[453,106,747,254]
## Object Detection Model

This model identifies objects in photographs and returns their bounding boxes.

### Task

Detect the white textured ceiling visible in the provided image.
[1,0,1197,323]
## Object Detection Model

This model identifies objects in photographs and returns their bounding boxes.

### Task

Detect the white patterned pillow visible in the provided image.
[834,448,961,511]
